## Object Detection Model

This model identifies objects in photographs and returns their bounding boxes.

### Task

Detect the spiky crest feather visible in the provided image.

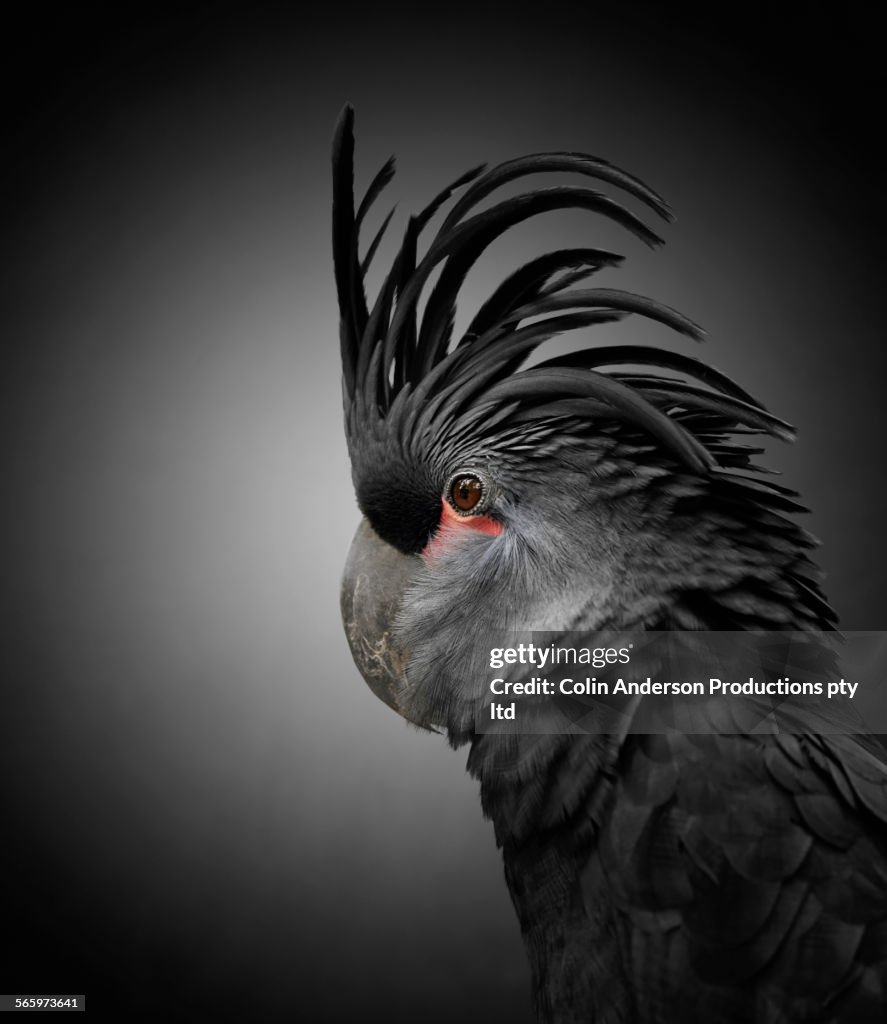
[333,104,796,497]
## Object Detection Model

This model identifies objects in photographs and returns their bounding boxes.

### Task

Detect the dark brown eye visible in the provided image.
[450,475,484,513]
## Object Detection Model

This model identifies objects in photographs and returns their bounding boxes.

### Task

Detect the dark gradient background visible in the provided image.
[2,4,885,1021]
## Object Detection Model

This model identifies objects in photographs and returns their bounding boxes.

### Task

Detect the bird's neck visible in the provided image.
[468,731,631,1021]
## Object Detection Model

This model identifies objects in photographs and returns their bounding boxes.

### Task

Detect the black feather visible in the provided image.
[464,248,624,340]
[360,205,396,277]
[331,104,361,396]
[355,155,395,231]
[534,346,762,406]
[439,151,674,232]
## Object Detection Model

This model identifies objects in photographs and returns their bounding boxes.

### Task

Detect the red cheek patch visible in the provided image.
[421,499,504,562]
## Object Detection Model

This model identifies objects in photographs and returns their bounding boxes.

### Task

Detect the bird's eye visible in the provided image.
[448,473,485,514]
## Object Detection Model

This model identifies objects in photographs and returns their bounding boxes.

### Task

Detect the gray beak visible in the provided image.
[340,519,435,729]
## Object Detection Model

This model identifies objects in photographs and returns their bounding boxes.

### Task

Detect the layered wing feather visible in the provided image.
[596,728,887,1023]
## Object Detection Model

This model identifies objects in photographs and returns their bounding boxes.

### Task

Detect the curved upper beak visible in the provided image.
[340,519,436,729]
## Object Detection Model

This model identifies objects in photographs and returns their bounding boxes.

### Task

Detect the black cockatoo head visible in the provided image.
[334,106,833,742]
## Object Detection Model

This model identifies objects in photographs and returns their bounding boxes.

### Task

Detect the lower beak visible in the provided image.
[340,519,436,729]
